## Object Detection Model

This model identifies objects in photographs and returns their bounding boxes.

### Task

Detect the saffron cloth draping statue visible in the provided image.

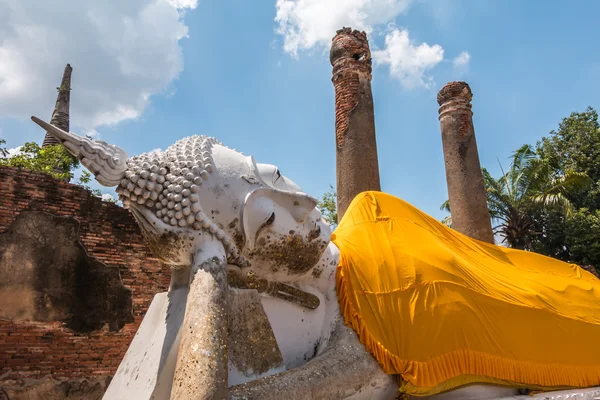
[32,116,600,400]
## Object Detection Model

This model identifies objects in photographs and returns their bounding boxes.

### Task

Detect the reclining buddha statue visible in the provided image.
[33,116,600,400]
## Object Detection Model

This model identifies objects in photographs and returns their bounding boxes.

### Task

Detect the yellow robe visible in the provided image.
[332,191,600,397]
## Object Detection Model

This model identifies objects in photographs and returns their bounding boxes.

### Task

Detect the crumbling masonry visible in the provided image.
[331,28,381,220]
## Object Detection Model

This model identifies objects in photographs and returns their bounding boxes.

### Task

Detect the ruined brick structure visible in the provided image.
[42,64,72,149]
[331,28,381,220]
[0,166,170,393]
[438,82,494,243]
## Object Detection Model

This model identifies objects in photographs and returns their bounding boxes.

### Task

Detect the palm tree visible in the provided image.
[441,144,592,250]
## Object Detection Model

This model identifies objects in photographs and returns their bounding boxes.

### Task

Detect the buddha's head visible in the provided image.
[32,117,331,282]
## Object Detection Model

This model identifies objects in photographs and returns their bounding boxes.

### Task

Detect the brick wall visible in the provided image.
[0,166,171,381]
[333,72,360,148]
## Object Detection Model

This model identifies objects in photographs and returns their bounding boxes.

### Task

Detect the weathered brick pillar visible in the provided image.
[42,64,72,148]
[330,28,381,220]
[438,82,494,243]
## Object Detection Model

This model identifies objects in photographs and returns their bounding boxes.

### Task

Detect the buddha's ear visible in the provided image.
[242,188,318,248]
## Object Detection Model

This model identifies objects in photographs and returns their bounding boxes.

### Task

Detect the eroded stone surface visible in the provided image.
[248,234,328,276]
[0,211,133,332]
[171,252,229,399]
[229,316,399,400]
[0,375,110,400]
[438,81,494,243]
[228,289,283,379]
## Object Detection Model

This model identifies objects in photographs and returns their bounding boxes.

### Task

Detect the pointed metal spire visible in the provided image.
[42,64,72,148]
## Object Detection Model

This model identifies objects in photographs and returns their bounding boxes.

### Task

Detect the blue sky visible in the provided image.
[1,0,599,220]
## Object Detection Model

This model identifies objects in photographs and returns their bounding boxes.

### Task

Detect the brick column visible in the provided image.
[330,28,381,220]
[42,64,72,148]
[437,82,494,243]
[40,64,77,182]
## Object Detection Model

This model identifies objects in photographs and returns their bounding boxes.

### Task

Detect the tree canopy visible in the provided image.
[531,107,600,268]
[0,140,78,181]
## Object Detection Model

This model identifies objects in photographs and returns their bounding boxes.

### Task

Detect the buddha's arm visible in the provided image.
[229,316,399,400]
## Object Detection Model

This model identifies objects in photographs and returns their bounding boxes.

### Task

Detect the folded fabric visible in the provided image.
[332,191,600,397]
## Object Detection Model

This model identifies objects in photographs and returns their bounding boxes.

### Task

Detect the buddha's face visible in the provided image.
[117,146,332,277]
[242,164,332,281]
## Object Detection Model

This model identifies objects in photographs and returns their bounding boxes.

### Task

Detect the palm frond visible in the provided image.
[440,199,451,213]
[510,144,536,198]
[544,170,593,195]
[530,193,575,217]
[497,158,513,200]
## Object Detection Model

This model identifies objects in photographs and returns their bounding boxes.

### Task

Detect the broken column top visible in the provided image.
[330,27,372,77]
[437,81,473,105]
[437,81,473,119]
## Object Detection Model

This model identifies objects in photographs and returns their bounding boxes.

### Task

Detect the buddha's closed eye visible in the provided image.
[265,212,275,226]
[255,212,275,242]
[274,169,282,184]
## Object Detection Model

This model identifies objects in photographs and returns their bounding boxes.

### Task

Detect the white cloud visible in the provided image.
[6,146,23,157]
[0,0,197,131]
[275,0,413,57]
[274,0,454,89]
[101,193,116,202]
[165,0,198,8]
[100,192,123,206]
[372,28,444,89]
[453,51,471,68]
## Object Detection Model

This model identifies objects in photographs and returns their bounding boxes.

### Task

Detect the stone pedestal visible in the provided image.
[437,82,494,243]
[330,28,381,220]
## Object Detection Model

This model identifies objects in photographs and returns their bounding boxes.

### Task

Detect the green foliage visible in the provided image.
[77,170,105,198]
[564,209,600,268]
[532,107,600,268]
[78,169,92,184]
[489,145,591,249]
[537,107,600,185]
[317,184,338,228]
[0,141,79,181]
[528,208,570,261]
[0,139,8,158]
[0,140,116,203]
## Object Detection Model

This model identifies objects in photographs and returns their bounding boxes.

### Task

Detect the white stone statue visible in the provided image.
[31,117,600,400]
